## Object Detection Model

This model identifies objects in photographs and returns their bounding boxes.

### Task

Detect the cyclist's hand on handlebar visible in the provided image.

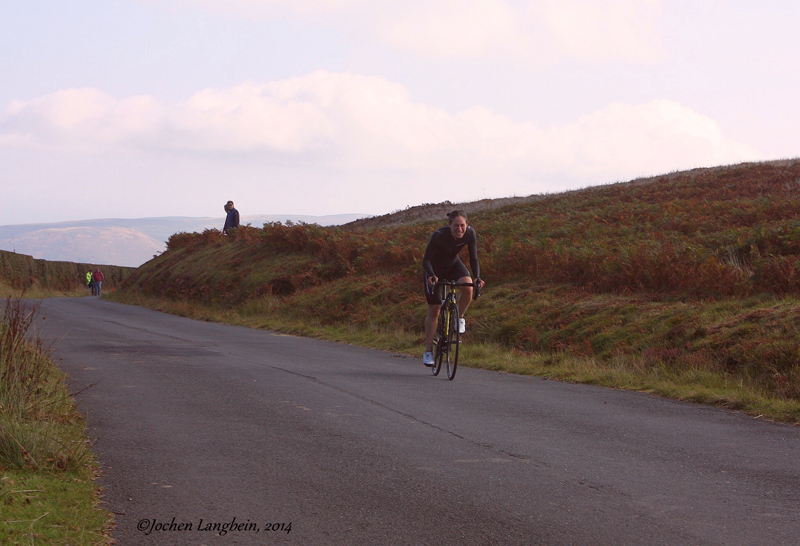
[428,275,438,287]
[474,278,484,299]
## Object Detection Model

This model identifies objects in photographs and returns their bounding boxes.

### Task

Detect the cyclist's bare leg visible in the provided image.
[425,304,440,353]
[457,276,474,318]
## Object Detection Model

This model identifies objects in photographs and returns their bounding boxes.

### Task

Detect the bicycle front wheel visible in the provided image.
[446,304,460,380]
[432,308,446,376]
[432,336,443,376]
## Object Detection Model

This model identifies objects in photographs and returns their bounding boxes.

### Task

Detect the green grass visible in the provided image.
[1,298,112,545]
[1,471,110,545]
[0,283,91,299]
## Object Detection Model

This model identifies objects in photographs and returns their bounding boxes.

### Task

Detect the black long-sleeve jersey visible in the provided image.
[422,226,480,279]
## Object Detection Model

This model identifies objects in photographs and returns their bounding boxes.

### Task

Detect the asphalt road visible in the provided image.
[38,297,800,546]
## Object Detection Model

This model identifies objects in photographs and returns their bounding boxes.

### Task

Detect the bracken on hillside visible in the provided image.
[118,160,800,406]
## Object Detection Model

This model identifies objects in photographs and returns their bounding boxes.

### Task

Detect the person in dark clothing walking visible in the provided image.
[223,200,240,235]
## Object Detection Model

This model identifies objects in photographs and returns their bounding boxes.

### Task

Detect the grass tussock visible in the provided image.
[1,298,112,544]
[110,161,800,423]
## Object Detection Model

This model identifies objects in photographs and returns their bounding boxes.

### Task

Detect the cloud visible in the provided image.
[535,0,661,63]
[0,71,761,188]
[162,0,663,62]
[184,0,359,13]
[0,89,165,151]
[537,99,762,180]
[167,82,336,153]
[380,0,662,62]
[381,0,530,58]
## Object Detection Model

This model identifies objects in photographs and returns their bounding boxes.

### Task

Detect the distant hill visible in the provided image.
[0,213,367,267]
[0,226,164,268]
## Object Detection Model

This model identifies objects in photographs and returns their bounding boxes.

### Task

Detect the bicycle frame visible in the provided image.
[431,281,474,380]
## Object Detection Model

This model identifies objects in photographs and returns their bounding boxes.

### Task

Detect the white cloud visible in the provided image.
[0,71,761,188]
[166,82,336,153]
[536,0,661,63]
[155,0,361,21]
[542,99,761,178]
[379,0,662,62]
[191,0,358,11]
[382,0,529,58]
[162,0,663,62]
[1,89,165,151]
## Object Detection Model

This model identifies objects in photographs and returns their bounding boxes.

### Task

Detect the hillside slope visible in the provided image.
[113,160,800,419]
[343,159,800,231]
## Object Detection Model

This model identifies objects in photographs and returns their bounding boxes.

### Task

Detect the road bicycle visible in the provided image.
[431,280,479,380]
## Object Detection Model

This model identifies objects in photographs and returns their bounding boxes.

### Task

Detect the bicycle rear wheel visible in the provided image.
[446,304,460,380]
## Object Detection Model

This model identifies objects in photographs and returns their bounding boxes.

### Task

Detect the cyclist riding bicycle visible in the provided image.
[422,210,484,366]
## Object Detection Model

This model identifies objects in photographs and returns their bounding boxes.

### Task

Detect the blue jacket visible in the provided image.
[223,208,240,232]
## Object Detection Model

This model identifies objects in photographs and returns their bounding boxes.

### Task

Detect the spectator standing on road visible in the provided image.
[92,267,105,296]
[86,270,93,293]
[223,200,240,235]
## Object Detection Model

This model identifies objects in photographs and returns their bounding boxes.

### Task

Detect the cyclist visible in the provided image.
[422,210,484,366]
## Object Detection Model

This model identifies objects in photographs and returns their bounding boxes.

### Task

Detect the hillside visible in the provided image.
[341,161,799,231]
[111,160,800,420]
[342,195,548,230]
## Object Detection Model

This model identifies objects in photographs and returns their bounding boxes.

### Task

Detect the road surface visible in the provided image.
[38,297,800,545]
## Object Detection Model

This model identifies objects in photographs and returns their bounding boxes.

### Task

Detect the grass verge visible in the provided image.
[0,281,91,299]
[107,291,800,424]
[1,298,112,545]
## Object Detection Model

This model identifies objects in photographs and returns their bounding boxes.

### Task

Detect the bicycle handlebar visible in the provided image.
[434,279,483,299]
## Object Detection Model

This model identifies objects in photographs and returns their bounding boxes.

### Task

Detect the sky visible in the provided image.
[1,0,798,225]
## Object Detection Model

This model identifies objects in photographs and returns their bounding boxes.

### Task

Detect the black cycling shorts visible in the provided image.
[423,259,471,305]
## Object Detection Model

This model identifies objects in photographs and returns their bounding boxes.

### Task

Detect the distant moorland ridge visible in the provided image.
[0,213,367,267]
